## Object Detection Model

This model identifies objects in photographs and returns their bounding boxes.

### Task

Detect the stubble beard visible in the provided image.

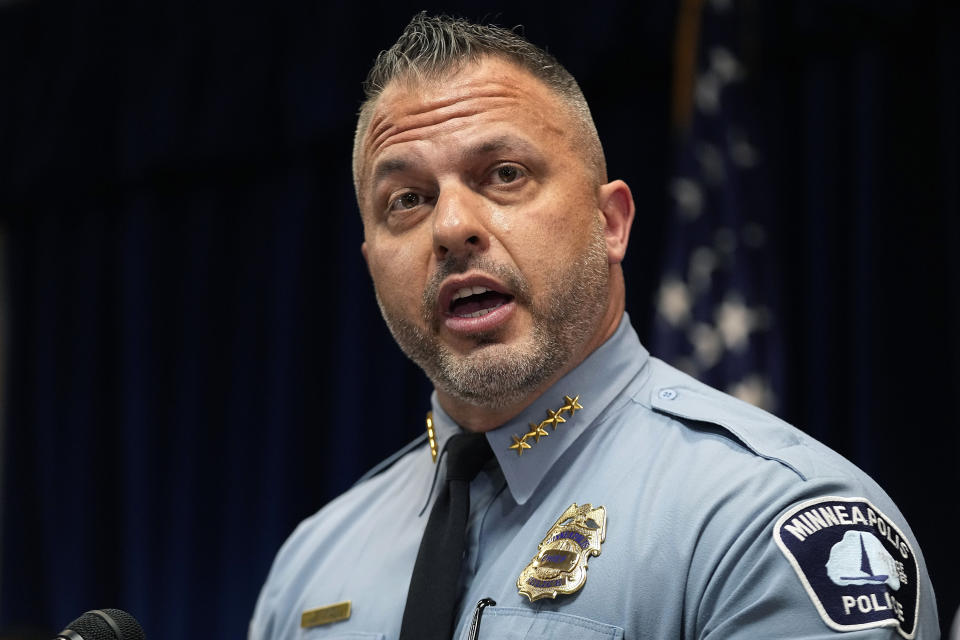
[373,225,610,409]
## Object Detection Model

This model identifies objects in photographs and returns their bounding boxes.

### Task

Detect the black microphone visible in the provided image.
[54,609,145,640]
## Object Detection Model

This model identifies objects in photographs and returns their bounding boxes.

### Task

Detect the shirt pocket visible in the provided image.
[470,607,624,640]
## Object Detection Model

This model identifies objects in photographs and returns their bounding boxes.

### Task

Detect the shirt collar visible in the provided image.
[428,313,650,505]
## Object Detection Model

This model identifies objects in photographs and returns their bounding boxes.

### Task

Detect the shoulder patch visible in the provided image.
[774,496,919,638]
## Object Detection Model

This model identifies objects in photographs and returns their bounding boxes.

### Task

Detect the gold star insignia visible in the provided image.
[502,393,582,456]
[426,411,438,463]
[543,408,567,430]
[561,395,583,417]
[509,434,532,456]
[525,422,549,442]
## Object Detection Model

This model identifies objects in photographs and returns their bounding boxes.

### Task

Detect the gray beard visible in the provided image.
[373,225,610,409]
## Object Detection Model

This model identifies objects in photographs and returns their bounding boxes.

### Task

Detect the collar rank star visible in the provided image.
[517,503,606,601]
[426,411,438,462]
[509,395,583,456]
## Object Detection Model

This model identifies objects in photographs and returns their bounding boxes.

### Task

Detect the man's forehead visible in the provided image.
[375,56,549,110]
[367,58,558,141]
[358,58,569,184]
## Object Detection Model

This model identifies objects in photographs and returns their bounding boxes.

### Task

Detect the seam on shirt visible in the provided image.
[418,445,449,516]
[473,468,510,574]
[352,433,428,487]
[588,356,653,428]
[660,406,808,481]
[486,607,624,636]
[627,394,811,482]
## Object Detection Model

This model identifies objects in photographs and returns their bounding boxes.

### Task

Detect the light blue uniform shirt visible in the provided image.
[250,316,938,639]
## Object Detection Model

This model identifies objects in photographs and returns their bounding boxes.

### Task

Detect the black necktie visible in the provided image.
[399,432,494,640]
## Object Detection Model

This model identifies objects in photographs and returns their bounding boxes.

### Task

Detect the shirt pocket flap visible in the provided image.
[470,607,624,640]
[300,631,384,640]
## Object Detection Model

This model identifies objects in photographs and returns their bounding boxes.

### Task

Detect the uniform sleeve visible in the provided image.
[248,556,280,640]
[690,473,939,639]
[247,513,318,640]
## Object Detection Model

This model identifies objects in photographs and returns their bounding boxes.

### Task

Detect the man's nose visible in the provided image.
[432,186,490,261]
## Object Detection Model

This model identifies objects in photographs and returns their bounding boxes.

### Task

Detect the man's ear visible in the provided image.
[597,179,635,265]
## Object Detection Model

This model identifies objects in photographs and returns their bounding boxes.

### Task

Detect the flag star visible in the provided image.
[509,434,532,456]
[687,247,717,294]
[709,47,743,84]
[715,296,757,352]
[714,227,738,255]
[526,423,549,443]
[543,409,567,430]
[656,277,692,327]
[695,72,721,115]
[728,374,777,412]
[688,323,723,369]
[695,142,726,185]
[728,127,759,168]
[670,177,704,220]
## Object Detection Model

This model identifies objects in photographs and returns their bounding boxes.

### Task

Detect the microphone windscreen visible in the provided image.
[57,609,145,640]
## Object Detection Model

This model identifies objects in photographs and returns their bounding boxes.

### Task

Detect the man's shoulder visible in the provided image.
[352,433,429,486]
[251,436,435,637]
[617,359,937,638]
[275,436,433,563]
[256,435,433,589]
[630,356,866,486]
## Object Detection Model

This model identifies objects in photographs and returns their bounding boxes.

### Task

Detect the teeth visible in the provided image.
[451,285,491,302]
[459,300,505,318]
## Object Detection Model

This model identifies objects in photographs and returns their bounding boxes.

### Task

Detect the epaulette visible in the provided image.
[352,433,428,487]
[646,359,809,480]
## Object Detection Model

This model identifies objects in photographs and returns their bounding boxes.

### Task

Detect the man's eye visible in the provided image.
[390,192,422,210]
[493,165,523,184]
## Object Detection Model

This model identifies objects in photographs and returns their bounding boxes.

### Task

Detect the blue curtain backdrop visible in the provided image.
[1,0,957,636]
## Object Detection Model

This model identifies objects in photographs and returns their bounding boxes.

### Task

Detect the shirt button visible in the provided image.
[658,388,678,400]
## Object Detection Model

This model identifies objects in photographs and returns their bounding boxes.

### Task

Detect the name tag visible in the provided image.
[301,601,351,628]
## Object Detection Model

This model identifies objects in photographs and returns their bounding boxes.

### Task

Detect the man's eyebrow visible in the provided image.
[370,136,539,189]
[462,135,536,159]
[371,157,411,189]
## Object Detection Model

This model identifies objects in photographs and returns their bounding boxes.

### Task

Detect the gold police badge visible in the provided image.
[517,503,607,602]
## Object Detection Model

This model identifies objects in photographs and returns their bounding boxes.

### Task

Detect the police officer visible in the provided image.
[250,13,939,639]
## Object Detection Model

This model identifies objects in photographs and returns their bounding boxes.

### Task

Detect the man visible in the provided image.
[251,14,938,639]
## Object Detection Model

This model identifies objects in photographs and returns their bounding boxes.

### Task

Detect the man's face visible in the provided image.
[358,57,615,408]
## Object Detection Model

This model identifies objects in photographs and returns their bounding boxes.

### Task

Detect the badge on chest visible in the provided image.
[517,502,607,602]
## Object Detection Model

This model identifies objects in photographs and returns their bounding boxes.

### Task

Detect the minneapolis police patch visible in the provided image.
[774,496,919,638]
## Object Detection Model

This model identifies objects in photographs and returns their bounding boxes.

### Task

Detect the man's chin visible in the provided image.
[437,331,512,353]
[427,338,563,408]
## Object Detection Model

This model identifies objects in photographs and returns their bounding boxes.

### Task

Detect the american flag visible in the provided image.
[651,0,783,412]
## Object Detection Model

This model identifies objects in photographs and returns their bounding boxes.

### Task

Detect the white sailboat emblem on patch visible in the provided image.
[826,531,900,590]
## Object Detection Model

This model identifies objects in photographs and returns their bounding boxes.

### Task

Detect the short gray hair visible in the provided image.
[352,13,606,197]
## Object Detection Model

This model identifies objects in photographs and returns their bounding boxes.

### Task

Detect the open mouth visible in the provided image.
[448,285,514,318]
